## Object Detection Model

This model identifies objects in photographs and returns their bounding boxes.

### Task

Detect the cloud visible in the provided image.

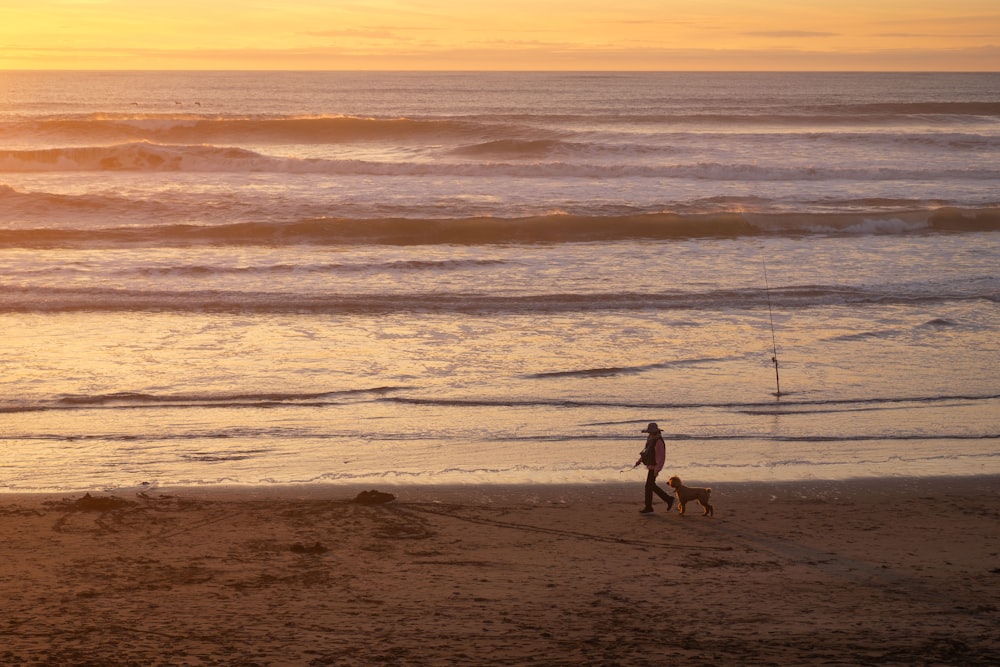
[742,31,837,38]
[878,32,999,39]
[304,28,403,40]
[870,13,1000,27]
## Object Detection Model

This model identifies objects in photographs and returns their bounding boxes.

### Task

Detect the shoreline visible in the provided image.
[1,472,997,500]
[1,476,997,665]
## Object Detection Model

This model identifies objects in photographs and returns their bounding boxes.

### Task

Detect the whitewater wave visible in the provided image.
[3,141,1000,181]
[5,388,998,417]
[0,386,408,415]
[3,105,998,145]
[811,101,1000,116]
[127,258,511,277]
[525,356,741,379]
[0,114,507,146]
[449,138,571,158]
[1,281,995,315]
[0,142,276,172]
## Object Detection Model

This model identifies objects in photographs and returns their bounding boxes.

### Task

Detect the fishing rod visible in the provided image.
[761,253,782,399]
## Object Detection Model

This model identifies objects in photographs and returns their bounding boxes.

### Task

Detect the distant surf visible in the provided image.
[1,204,998,248]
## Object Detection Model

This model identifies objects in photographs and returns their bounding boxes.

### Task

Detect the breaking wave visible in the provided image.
[1,207,998,249]
[1,282,995,315]
[6,388,998,417]
[0,115,501,145]
[3,141,999,180]
[3,105,999,146]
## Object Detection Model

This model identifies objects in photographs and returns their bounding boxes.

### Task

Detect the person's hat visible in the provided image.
[642,422,660,433]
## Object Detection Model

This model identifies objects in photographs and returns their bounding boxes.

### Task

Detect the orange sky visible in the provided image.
[1,0,998,70]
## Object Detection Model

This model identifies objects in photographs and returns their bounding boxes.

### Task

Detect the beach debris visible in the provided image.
[69,493,135,512]
[353,489,396,505]
[290,542,328,554]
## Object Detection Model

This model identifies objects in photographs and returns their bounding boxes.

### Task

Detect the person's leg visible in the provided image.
[646,470,674,510]
[652,477,674,509]
[642,468,655,510]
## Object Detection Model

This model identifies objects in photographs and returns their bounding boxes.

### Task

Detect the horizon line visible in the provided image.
[2,68,998,73]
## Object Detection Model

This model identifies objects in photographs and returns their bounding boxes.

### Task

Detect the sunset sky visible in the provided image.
[1,0,997,70]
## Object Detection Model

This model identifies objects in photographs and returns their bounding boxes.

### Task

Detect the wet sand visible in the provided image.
[1,477,997,666]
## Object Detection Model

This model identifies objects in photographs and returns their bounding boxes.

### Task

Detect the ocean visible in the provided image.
[1,71,998,493]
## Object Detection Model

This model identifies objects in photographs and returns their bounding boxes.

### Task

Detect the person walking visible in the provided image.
[637,422,673,514]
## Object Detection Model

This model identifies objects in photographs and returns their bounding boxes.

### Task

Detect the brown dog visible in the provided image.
[667,476,714,516]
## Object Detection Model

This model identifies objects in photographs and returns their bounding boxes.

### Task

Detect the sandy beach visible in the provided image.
[1,477,997,666]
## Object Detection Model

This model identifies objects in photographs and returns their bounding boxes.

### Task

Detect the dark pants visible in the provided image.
[644,468,673,508]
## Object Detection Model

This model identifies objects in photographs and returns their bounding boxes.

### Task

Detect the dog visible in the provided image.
[667,476,714,516]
